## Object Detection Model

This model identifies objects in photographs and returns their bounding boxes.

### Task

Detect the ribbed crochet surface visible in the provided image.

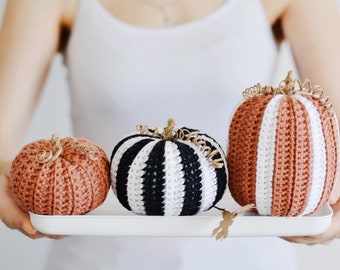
[10,137,110,215]
[110,127,228,216]
[228,85,339,216]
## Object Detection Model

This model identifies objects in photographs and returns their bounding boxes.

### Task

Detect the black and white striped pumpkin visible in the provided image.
[110,119,227,216]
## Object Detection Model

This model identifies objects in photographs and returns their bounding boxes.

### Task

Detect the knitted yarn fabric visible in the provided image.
[227,72,339,216]
[10,134,110,215]
[110,119,228,216]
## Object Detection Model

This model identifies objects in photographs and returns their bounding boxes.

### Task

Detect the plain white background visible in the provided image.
[1,1,340,269]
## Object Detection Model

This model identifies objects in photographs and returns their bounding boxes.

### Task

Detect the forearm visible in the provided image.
[0,0,64,159]
[282,0,340,117]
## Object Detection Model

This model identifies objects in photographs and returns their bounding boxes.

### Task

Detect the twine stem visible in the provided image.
[162,118,176,140]
[35,134,63,163]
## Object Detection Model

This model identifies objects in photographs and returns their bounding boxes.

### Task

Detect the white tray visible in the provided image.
[30,192,333,237]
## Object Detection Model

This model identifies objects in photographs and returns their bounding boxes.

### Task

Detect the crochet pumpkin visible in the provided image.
[110,118,228,216]
[10,134,110,215]
[227,71,339,216]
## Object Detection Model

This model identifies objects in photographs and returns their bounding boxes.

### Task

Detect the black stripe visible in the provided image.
[115,138,153,211]
[175,142,202,216]
[178,129,227,209]
[142,141,166,215]
[110,134,151,166]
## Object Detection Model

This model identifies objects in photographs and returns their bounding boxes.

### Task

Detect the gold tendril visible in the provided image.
[71,139,100,161]
[242,71,334,117]
[35,134,100,163]
[243,84,275,99]
[35,134,63,163]
[137,125,161,138]
[212,204,256,240]
[137,118,225,169]
[35,150,53,163]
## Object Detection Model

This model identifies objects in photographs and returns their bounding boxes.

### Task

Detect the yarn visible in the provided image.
[227,72,339,216]
[10,134,110,215]
[110,118,228,216]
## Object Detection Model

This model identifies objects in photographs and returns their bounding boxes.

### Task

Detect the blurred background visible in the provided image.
[1,1,340,269]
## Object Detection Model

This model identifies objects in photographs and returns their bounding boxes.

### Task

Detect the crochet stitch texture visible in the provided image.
[110,122,228,216]
[227,76,339,217]
[10,136,110,215]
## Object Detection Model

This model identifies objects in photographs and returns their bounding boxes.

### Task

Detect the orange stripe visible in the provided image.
[287,98,311,216]
[228,95,272,208]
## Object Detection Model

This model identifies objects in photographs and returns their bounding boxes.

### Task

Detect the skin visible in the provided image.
[0,0,340,244]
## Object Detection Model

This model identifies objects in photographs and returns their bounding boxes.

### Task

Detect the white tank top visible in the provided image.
[65,0,278,153]
[47,0,298,269]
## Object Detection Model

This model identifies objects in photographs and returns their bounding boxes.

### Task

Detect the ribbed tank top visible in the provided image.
[65,0,278,154]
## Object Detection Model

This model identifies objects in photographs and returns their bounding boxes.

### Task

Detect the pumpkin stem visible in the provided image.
[51,134,63,161]
[35,134,63,163]
[162,118,176,140]
[282,70,296,95]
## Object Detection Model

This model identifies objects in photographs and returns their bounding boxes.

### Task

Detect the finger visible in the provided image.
[329,177,340,204]
[321,239,333,245]
[18,228,46,239]
[282,236,325,245]
[17,226,66,240]
[20,214,66,239]
[0,160,11,176]
[282,236,307,244]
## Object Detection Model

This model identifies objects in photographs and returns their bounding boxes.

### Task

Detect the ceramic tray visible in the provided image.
[30,191,333,237]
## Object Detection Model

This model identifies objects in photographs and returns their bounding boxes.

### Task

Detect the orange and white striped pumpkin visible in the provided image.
[227,72,339,216]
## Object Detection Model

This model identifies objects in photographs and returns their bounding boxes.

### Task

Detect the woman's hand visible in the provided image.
[284,179,340,245]
[284,200,340,245]
[0,160,63,239]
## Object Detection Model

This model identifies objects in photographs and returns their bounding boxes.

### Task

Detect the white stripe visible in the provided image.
[163,142,185,215]
[256,95,284,215]
[110,135,148,194]
[127,140,159,215]
[294,95,327,216]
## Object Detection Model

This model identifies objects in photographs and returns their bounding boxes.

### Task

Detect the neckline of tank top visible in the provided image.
[86,0,268,35]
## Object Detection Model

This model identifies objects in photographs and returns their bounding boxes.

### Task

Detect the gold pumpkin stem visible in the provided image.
[283,70,295,95]
[51,134,63,161]
[35,133,63,163]
[137,118,224,169]
[162,118,176,140]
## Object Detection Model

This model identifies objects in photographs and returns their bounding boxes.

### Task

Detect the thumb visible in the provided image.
[21,217,37,235]
[0,160,11,176]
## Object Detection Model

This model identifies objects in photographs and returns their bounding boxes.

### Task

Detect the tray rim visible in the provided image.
[29,203,333,237]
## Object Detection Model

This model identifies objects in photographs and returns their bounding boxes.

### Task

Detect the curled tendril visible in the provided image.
[71,139,100,161]
[137,119,225,169]
[35,150,53,163]
[35,134,100,163]
[35,134,63,163]
[242,71,334,118]
[137,125,161,138]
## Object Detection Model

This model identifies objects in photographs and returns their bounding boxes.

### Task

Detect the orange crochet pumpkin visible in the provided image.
[10,134,110,215]
[227,72,339,216]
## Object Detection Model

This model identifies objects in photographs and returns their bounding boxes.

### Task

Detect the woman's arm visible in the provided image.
[0,0,65,154]
[0,0,71,238]
[282,0,340,244]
